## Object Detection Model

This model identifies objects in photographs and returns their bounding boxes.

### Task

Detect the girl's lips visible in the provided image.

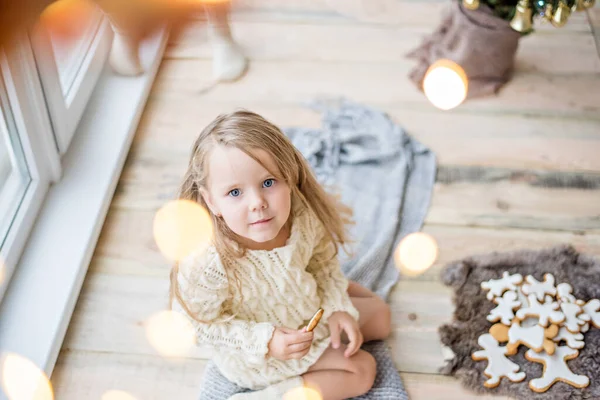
[251,217,273,225]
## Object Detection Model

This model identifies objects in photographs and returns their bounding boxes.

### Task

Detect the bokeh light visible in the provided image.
[423,59,468,110]
[40,0,99,42]
[0,352,54,400]
[145,310,196,358]
[101,390,138,400]
[394,232,439,276]
[175,0,230,3]
[148,0,229,4]
[153,199,213,262]
[283,386,323,400]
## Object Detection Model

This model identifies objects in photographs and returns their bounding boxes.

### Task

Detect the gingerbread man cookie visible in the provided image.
[560,301,590,333]
[515,286,530,311]
[516,294,565,327]
[581,323,590,333]
[487,291,521,326]
[521,274,557,301]
[481,272,523,301]
[556,283,576,303]
[553,326,585,350]
[577,299,600,329]
[525,346,590,392]
[472,334,526,388]
[490,322,558,355]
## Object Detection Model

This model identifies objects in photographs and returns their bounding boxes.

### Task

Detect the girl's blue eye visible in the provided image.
[229,189,241,197]
[263,179,274,188]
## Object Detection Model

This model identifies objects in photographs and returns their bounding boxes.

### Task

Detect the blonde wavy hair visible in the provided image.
[169,110,353,322]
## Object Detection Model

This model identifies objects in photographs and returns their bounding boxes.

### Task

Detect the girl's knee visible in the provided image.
[378,303,392,338]
[368,300,392,340]
[354,350,376,395]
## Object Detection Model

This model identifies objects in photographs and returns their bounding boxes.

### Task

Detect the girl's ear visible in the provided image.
[199,187,220,216]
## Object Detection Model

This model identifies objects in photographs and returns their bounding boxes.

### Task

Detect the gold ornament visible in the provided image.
[551,1,570,27]
[544,3,554,21]
[572,0,586,11]
[510,0,533,33]
[463,0,480,10]
[583,0,596,8]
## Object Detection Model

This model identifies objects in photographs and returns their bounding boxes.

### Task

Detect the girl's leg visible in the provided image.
[348,281,392,342]
[302,344,376,400]
[204,1,248,81]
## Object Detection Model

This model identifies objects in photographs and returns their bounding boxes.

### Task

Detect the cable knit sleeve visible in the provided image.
[306,216,360,323]
[173,247,275,363]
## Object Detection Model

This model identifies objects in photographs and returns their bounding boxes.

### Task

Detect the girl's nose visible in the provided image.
[249,193,267,212]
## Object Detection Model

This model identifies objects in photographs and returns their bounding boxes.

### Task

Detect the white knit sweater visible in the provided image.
[172,205,359,389]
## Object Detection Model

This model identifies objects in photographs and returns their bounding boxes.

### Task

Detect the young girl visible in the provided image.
[170,110,392,400]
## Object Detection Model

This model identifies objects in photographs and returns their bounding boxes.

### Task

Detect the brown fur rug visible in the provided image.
[439,245,600,400]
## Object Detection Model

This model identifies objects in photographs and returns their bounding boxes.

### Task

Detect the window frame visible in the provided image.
[30,13,112,154]
[0,35,62,303]
[0,24,168,378]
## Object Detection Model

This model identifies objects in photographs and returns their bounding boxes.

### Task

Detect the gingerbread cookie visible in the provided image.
[577,299,600,329]
[472,333,526,388]
[522,274,557,301]
[556,283,576,303]
[553,326,585,350]
[481,272,523,301]
[560,301,590,333]
[525,346,590,392]
[516,294,565,327]
[490,322,558,355]
[515,286,530,311]
[581,322,590,333]
[521,274,557,301]
[487,291,521,326]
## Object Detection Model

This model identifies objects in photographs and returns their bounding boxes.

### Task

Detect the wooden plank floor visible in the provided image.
[51,0,600,398]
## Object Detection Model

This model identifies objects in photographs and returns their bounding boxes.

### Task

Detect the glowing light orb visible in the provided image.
[145,310,196,358]
[0,353,54,400]
[40,0,98,41]
[153,199,213,262]
[394,232,438,276]
[423,59,468,110]
[101,390,138,400]
[283,386,323,400]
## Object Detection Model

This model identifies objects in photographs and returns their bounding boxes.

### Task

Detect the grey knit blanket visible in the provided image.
[198,99,437,399]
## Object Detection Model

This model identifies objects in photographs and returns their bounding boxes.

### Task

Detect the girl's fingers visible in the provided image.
[355,332,364,355]
[288,347,311,360]
[344,325,361,358]
[329,322,341,349]
[283,329,313,346]
[288,341,312,353]
[291,331,314,344]
[353,331,364,356]
[279,327,295,334]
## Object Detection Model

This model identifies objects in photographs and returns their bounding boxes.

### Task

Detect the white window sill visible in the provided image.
[0,27,168,382]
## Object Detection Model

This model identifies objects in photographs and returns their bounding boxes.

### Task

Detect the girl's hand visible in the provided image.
[328,311,363,358]
[267,327,314,361]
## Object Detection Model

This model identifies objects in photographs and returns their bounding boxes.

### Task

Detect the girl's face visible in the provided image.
[201,145,292,251]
